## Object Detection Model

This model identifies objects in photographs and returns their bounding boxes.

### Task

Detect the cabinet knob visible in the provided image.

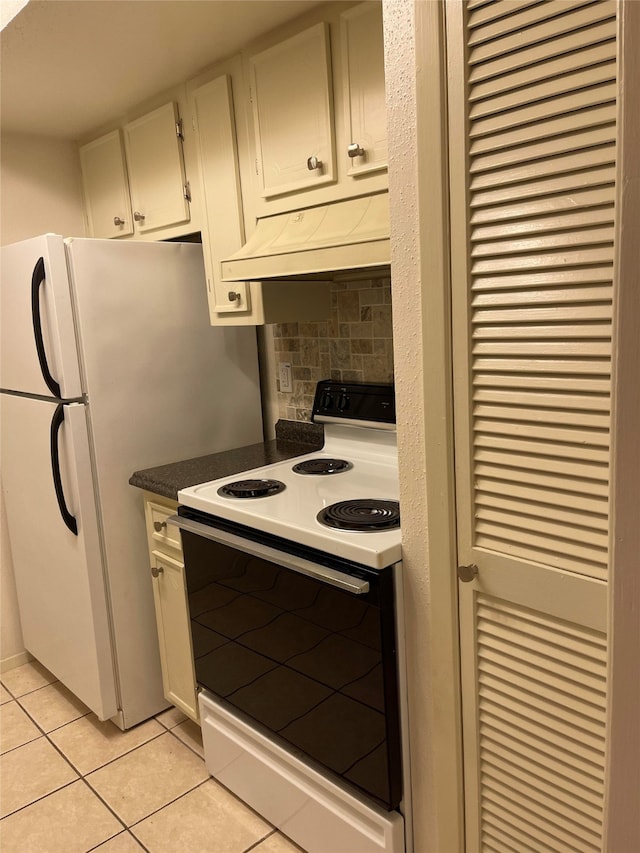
[133,211,146,222]
[113,216,126,226]
[151,565,164,578]
[347,143,365,158]
[153,520,167,532]
[228,291,241,302]
[307,156,323,171]
[457,563,479,583]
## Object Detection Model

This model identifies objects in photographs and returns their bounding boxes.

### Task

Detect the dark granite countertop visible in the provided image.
[129,420,323,501]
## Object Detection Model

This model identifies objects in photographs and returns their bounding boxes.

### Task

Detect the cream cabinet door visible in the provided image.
[250,22,336,198]
[340,2,387,176]
[124,102,190,234]
[447,1,617,850]
[150,550,199,722]
[79,130,133,238]
[190,74,250,318]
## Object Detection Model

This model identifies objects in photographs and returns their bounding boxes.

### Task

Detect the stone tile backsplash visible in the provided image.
[274,277,394,422]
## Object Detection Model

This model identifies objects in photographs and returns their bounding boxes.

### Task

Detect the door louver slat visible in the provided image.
[470,189,615,226]
[474,596,606,851]
[469,16,615,82]
[470,128,616,176]
[470,64,616,120]
[468,0,601,45]
[469,40,616,101]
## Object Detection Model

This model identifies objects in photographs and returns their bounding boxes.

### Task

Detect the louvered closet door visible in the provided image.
[446,1,617,850]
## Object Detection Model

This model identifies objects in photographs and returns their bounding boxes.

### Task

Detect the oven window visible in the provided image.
[182,530,402,810]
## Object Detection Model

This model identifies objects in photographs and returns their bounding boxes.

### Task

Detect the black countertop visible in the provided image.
[129,420,324,501]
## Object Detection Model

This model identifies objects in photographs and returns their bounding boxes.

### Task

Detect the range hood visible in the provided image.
[220,192,390,282]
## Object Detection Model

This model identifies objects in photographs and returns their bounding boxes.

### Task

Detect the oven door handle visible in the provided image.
[168,515,370,595]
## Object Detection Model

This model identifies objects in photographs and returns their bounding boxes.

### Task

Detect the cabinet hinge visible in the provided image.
[176,118,184,140]
[183,181,191,202]
[255,158,259,176]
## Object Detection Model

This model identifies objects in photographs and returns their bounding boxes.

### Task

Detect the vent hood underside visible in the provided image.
[220,192,390,282]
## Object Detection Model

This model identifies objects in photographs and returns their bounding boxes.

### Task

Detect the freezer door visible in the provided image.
[1,394,117,719]
[0,234,82,398]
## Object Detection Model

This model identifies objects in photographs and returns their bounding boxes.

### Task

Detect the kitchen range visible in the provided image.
[172,380,408,853]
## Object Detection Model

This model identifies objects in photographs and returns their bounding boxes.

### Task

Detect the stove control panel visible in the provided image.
[311,380,396,425]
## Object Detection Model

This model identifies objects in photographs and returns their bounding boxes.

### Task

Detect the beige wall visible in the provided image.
[0,132,85,669]
[0,132,86,246]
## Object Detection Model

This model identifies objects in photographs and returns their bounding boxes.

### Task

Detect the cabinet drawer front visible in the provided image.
[250,22,336,198]
[148,502,182,555]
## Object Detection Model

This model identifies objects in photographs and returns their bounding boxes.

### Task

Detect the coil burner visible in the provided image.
[292,458,353,475]
[317,499,400,531]
[217,479,286,499]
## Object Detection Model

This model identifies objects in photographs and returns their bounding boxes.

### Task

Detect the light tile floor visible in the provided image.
[0,661,305,853]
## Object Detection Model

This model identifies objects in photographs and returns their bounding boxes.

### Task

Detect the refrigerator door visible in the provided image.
[0,234,83,399]
[1,394,117,719]
[63,237,262,725]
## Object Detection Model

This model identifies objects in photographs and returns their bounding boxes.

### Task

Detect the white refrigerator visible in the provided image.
[0,234,263,728]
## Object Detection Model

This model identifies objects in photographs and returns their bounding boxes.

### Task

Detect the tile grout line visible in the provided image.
[2,672,295,851]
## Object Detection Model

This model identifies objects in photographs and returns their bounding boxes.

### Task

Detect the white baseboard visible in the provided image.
[1,650,33,674]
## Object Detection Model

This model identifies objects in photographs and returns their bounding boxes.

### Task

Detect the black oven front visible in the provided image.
[174,506,403,811]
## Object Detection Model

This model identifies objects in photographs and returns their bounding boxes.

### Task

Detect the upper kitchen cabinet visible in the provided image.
[79,130,133,239]
[340,2,387,176]
[189,71,251,319]
[79,101,191,240]
[243,1,388,220]
[188,62,332,326]
[250,23,336,199]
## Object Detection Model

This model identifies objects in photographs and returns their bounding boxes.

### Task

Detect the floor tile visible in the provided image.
[49,713,164,775]
[0,660,56,697]
[0,684,12,704]
[86,732,209,825]
[155,706,187,730]
[171,717,204,758]
[92,830,146,852]
[131,779,272,853]
[18,680,90,733]
[253,832,307,852]
[0,736,78,817]
[0,701,42,753]
[0,779,123,852]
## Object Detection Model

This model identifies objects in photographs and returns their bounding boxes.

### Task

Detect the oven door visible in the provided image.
[171,508,402,811]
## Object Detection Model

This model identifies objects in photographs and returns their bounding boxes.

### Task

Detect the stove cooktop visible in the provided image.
[178,425,401,569]
[179,381,402,569]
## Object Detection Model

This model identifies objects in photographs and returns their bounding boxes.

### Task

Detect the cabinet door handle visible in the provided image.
[347,143,365,158]
[133,211,145,222]
[307,156,323,171]
[113,216,126,226]
[153,520,167,532]
[228,291,241,302]
[151,565,164,578]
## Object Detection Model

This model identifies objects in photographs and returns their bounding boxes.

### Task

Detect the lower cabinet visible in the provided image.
[143,494,199,723]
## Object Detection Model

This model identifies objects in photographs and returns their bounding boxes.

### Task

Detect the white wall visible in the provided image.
[0,132,86,670]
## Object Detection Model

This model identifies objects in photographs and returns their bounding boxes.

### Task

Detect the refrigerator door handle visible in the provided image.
[50,403,78,535]
[32,256,62,398]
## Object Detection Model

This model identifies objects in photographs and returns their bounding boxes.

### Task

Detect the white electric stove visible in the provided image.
[178,402,401,569]
[172,381,407,853]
